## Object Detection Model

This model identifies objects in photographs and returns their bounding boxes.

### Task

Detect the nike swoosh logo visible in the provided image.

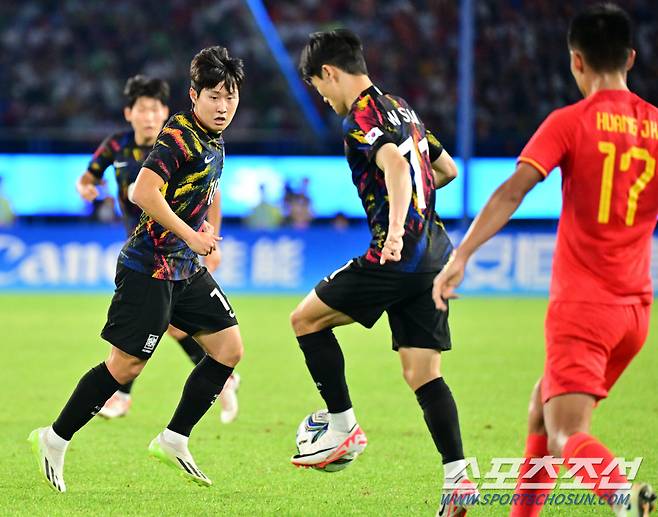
[204,155,215,164]
[229,311,235,318]
[293,447,335,458]
[113,161,129,168]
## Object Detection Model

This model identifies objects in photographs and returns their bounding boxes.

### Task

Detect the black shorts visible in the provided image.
[314,258,451,351]
[101,264,237,360]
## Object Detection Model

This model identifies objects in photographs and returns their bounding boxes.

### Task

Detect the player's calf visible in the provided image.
[167,355,235,437]
[415,377,465,464]
[296,329,353,417]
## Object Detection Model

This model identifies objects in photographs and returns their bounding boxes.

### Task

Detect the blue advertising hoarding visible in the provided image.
[0,154,464,219]
[3,224,658,294]
[1,154,548,220]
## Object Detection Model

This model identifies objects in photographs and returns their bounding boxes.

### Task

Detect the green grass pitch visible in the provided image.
[1,294,656,516]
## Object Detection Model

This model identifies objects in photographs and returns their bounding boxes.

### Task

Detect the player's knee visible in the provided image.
[127,362,146,381]
[402,368,414,385]
[108,358,145,384]
[527,402,545,434]
[547,432,569,457]
[290,307,311,335]
[401,367,415,387]
[226,341,244,366]
[209,338,243,367]
[402,368,436,391]
[167,326,187,340]
[548,426,584,457]
[527,387,545,433]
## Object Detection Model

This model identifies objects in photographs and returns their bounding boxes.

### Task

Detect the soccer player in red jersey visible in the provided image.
[433,4,656,516]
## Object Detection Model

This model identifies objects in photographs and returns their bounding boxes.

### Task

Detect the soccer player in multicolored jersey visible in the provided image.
[29,46,245,492]
[292,29,478,516]
[77,75,171,236]
[433,5,656,516]
[75,75,240,423]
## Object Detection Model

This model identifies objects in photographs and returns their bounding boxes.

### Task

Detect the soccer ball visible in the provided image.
[295,409,356,473]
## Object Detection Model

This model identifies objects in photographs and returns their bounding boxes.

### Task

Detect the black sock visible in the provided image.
[118,380,134,394]
[415,377,465,464]
[52,362,121,440]
[297,329,351,413]
[177,335,205,365]
[167,356,233,437]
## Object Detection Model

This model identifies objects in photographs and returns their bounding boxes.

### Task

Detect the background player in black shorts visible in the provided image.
[29,46,244,491]
[291,29,477,515]
[75,75,240,423]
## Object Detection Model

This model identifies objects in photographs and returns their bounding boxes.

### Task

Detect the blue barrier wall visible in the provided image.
[0,154,559,219]
[2,224,658,294]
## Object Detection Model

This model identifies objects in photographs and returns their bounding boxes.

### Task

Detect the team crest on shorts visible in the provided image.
[142,334,159,354]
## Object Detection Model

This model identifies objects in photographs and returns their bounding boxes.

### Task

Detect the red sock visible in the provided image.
[510,433,553,517]
[562,432,628,499]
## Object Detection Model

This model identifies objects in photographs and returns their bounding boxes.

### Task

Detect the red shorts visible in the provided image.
[542,301,650,403]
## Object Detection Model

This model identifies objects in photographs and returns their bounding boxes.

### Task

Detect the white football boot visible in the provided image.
[148,432,212,487]
[437,477,480,517]
[218,372,240,424]
[28,427,67,493]
[615,483,656,516]
[97,391,131,419]
[291,423,367,469]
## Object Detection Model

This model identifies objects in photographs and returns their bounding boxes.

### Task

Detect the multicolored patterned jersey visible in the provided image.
[118,111,224,280]
[88,131,151,235]
[343,85,452,273]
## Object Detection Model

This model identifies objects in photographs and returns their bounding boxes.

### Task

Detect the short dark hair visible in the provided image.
[190,46,245,94]
[299,29,368,82]
[568,3,633,73]
[123,75,170,108]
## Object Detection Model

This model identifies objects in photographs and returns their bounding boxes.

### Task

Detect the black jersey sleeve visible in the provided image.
[425,129,444,162]
[87,134,118,179]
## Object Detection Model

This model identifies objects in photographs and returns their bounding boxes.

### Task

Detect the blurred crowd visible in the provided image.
[264,0,459,148]
[244,180,314,230]
[1,0,656,154]
[474,0,658,154]
[0,0,305,143]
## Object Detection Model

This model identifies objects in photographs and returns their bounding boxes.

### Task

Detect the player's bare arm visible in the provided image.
[203,190,222,271]
[76,171,103,202]
[376,142,412,264]
[433,162,542,310]
[131,166,219,256]
[431,149,458,189]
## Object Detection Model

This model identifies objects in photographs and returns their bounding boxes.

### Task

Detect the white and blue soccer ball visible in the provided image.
[295,409,355,473]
